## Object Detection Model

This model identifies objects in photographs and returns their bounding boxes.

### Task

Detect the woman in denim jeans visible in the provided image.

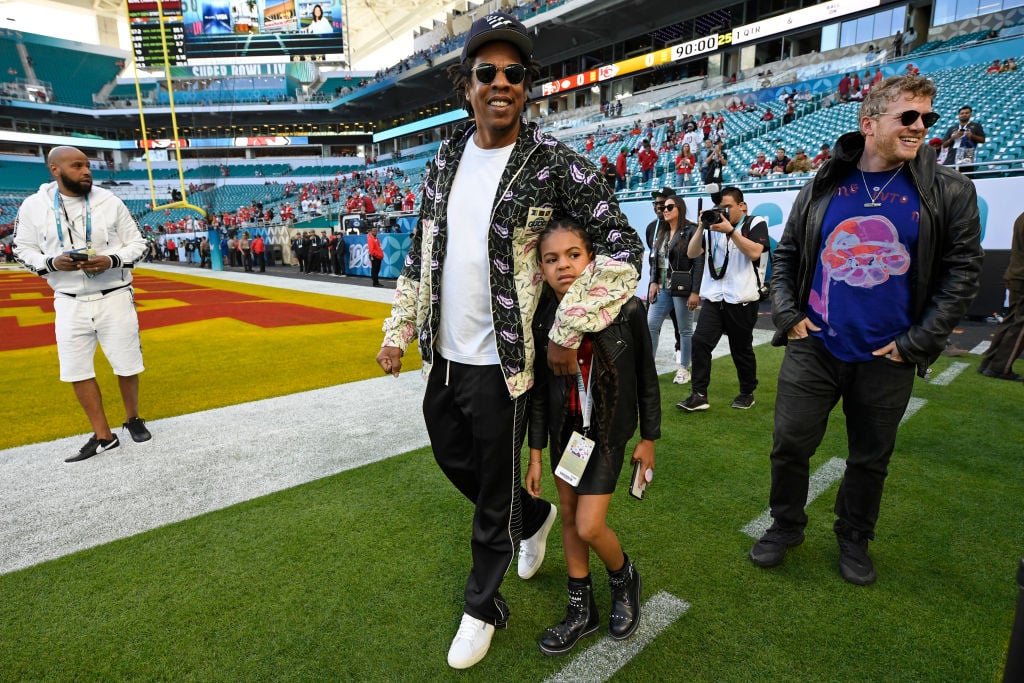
[646,194,702,384]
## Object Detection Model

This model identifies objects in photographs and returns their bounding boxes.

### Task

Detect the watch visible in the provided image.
[727,227,736,238]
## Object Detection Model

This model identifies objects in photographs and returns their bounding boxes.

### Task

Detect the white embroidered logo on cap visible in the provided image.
[484,14,514,28]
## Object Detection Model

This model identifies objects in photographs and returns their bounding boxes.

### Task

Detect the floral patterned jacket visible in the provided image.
[381,119,643,398]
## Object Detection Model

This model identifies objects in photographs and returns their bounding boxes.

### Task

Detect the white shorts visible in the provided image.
[54,287,145,383]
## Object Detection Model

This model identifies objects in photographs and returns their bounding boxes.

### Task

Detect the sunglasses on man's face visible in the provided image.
[882,110,941,128]
[472,63,527,85]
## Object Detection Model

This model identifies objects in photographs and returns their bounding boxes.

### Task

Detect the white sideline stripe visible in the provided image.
[929,362,969,386]
[654,326,772,375]
[741,397,929,539]
[544,591,690,683]
[138,262,398,302]
[971,340,990,355]
[0,262,425,576]
[0,372,431,575]
[741,457,846,539]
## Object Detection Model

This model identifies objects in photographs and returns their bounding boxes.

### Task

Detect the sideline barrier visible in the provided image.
[344,232,412,278]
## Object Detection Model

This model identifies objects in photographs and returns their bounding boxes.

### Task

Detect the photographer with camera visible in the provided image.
[679,185,768,412]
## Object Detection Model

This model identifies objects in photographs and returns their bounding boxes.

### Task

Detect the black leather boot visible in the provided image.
[607,554,642,640]
[538,577,600,656]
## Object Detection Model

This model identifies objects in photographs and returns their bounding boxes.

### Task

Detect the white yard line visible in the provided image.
[929,362,970,386]
[741,457,847,539]
[741,397,928,539]
[544,591,690,683]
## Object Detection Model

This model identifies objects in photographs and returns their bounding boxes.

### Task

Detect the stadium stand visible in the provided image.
[1,3,1022,249]
[0,160,52,192]
[14,33,125,107]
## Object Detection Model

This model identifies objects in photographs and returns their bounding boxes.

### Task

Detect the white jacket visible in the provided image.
[13,183,148,297]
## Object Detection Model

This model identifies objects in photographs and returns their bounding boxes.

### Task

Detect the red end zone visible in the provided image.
[0,272,366,352]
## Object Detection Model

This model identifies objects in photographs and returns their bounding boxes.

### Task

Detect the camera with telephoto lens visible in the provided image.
[699,182,728,229]
[700,207,728,228]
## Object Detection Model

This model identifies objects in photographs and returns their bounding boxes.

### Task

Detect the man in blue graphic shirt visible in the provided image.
[749,75,982,585]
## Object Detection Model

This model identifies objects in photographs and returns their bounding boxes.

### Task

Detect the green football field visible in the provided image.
[0,347,1020,681]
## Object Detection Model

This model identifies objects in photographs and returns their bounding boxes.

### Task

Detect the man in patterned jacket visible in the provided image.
[375,11,643,670]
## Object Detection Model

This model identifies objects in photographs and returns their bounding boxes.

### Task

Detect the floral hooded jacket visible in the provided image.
[381,119,643,398]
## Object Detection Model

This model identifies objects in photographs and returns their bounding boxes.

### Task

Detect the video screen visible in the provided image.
[182,0,344,60]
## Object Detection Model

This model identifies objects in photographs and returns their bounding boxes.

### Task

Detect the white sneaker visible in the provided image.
[518,503,557,579]
[447,613,495,669]
[673,367,691,385]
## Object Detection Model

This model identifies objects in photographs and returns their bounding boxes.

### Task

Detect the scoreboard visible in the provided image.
[128,0,187,68]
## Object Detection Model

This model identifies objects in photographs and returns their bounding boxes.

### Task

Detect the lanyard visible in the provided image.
[53,191,91,251]
[574,361,595,432]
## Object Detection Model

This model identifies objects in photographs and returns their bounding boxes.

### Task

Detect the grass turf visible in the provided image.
[0,349,1020,681]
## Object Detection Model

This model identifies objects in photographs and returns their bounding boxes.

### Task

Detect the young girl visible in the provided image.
[526,218,660,656]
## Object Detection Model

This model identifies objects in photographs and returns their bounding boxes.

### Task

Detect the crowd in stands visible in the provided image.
[140,167,416,235]
[985,57,1018,73]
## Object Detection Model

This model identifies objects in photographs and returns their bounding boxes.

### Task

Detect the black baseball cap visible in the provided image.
[461,12,533,62]
[651,185,675,199]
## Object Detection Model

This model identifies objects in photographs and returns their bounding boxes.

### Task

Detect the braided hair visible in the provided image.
[537,218,620,466]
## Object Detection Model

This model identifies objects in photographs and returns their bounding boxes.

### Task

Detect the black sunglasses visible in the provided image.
[472,63,527,85]
[882,110,941,127]
[663,204,678,211]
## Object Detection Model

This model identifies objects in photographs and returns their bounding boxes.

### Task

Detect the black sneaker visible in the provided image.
[677,393,709,412]
[977,366,1023,382]
[749,526,805,568]
[123,416,152,443]
[731,393,755,409]
[837,533,876,585]
[66,434,120,463]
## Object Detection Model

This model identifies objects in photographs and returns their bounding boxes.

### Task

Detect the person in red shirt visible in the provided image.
[252,233,266,272]
[749,151,772,177]
[637,139,658,184]
[403,189,416,211]
[361,193,375,214]
[367,225,384,287]
[615,145,628,191]
[838,73,851,101]
[811,143,831,169]
[675,143,696,185]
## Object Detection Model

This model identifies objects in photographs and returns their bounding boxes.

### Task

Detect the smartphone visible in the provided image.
[629,461,646,501]
[67,251,89,262]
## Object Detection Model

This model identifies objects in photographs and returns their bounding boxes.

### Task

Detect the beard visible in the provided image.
[59,171,91,196]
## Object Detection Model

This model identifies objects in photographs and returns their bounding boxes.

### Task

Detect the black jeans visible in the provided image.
[768,335,915,539]
[423,358,552,626]
[370,256,382,286]
[691,299,759,396]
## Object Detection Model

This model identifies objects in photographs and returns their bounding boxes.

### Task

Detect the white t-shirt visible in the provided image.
[699,216,767,304]
[59,194,88,249]
[437,135,514,365]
